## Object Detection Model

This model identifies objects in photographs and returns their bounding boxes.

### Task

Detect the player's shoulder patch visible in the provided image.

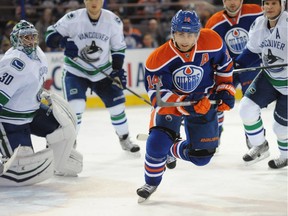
[66,11,76,20]
[10,58,25,71]
[250,19,257,30]
[114,16,121,25]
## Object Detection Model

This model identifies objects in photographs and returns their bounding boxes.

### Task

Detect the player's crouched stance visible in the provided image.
[0,91,83,186]
[137,10,235,202]
[0,20,82,186]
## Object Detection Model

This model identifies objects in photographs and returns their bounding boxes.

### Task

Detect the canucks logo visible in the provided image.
[263,49,285,73]
[225,28,249,54]
[10,58,25,71]
[172,65,203,93]
[66,12,75,20]
[80,41,103,62]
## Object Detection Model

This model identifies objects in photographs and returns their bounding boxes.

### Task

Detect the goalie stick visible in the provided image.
[0,145,20,175]
[233,63,287,73]
[155,82,218,107]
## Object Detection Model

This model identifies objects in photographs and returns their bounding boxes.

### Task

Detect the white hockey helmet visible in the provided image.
[10,20,38,55]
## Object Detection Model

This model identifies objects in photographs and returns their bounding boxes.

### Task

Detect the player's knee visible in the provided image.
[146,127,175,157]
[239,97,260,123]
[190,155,213,166]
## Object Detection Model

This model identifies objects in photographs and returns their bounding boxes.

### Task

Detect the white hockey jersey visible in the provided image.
[52,8,126,82]
[0,47,48,124]
[246,11,288,95]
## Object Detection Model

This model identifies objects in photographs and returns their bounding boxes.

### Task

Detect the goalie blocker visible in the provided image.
[0,92,83,186]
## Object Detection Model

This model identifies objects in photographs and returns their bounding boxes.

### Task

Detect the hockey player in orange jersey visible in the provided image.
[136,10,235,203]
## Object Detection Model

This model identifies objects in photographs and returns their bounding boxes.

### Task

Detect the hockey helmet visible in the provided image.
[10,20,38,55]
[171,10,201,34]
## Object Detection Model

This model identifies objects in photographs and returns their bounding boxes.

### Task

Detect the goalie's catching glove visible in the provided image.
[60,37,78,59]
[110,69,127,89]
[177,93,211,116]
[210,83,236,112]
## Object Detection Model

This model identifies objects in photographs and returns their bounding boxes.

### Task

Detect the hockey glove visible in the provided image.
[110,69,127,89]
[211,83,236,112]
[177,93,211,116]
[60,37,78,59]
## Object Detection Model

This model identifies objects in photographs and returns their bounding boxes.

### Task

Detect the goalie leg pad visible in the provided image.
[0,147,54,186]
[46,118,83,176]
[46,93,83,176]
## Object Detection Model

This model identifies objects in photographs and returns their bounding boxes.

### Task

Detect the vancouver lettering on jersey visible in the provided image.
[260,39,285,51]
[78,32,109,42]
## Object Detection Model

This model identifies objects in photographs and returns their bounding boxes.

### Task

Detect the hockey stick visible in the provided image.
[155,82,218,107]
[233,63,287,73]
[74,56,152,106]
[0,145,20,176]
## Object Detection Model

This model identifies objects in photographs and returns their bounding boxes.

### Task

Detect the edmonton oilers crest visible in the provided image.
[172,65,203,93]
[225,28,248,54]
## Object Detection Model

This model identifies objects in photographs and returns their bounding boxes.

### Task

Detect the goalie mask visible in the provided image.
[10,20,39,55]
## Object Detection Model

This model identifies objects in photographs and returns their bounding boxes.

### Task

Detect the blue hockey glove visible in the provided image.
[177,93,211,116]
[210,83,236,112]
[110,69,127,89]
[60,37,78,59]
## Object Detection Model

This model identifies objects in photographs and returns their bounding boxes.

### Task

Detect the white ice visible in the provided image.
[0,102,287,216]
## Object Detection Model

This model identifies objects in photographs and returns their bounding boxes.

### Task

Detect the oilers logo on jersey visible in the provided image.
[172,65,203,93]
[225,28,249,55]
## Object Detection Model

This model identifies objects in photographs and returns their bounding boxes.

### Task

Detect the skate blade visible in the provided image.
[138,196,149,203]
[244,151,270,166]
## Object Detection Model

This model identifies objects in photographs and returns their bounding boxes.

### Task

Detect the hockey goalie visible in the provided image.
[0,91,83,186]
[0,20,83,186]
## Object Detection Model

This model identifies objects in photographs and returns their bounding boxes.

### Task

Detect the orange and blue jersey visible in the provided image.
[205,4,263,59]
[144,28,233,121]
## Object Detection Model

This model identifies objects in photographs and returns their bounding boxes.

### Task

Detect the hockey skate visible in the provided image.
[119,134,140,153]
[268,158,288,169]
[243,140,269,165]
[166,155,177,169]
[137,184,157,203]
[245,135,253,149]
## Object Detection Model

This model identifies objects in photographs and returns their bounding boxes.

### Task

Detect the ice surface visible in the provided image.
[0,102,287,216]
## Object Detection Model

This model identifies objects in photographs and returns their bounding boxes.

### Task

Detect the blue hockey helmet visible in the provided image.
[171,10,201,34]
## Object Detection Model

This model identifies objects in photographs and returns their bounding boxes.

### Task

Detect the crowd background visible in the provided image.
[0,0,261,53]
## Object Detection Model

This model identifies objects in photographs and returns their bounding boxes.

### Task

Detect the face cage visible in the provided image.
[16,31,39,54]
